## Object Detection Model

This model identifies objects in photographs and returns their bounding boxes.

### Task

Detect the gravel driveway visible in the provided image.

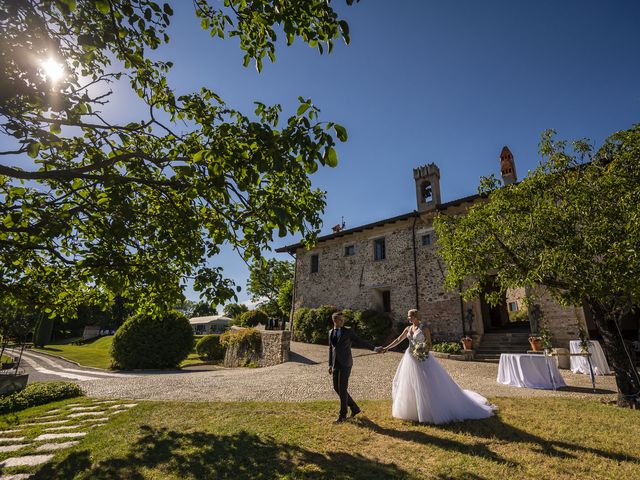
[83,342,618,402]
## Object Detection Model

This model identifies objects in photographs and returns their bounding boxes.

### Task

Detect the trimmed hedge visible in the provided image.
[237,309,269,328]
[293,305,337,344]
[352,310,392,346]
[0,382,83,414]
[294,306,393,345]
[431,342,461,354]
[111,311,194,369]
[195,334,225,361]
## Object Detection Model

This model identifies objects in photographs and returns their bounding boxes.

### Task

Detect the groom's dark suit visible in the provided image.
[329,326,376,419]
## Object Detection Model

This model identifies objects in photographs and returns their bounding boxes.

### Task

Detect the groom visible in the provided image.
[328,310,381,423]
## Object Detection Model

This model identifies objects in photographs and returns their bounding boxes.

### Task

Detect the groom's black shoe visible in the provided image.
[350,407,361,418]
[334,416,346,424]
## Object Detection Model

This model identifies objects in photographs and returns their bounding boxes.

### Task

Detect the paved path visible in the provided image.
[9,343,619,403]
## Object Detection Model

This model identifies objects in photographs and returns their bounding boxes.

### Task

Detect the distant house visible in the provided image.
[189,315,233,335]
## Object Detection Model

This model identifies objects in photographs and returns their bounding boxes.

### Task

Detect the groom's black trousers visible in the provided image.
[332,364,358,418]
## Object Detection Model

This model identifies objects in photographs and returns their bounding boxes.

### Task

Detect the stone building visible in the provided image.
[276,148,592,355]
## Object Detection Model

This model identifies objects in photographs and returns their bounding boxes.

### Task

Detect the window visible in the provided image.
[374,238,386,261]
[421,181,433,204]
[344,245,355,257]
[508,302,518,312]
[310,254,319,273]
[382,290,391,313]
[422,234,432,246]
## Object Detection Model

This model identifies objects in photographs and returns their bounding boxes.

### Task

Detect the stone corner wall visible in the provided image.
[259,330,291,367]
[223,329,291,368]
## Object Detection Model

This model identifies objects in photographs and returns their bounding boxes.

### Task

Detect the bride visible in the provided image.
[381,309,495,424]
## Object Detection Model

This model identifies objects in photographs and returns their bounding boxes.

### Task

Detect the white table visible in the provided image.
[497,353,567,389]
[569,340,612,375]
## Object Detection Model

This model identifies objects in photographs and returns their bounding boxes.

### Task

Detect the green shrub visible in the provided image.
[508,308,529,322]
[431,342,462,354]
[237,309,269,328]
[0,382,83,414]
[220,328,261,366]
[293,305,337,344]
[195,334,225,361]
[352,310,392,345]
[111,311,194,369]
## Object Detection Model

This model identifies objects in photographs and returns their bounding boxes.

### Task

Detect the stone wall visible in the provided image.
[293,211,466,341]
[223,328,291,368]
[259,330,291,367]
[531,286,587,349]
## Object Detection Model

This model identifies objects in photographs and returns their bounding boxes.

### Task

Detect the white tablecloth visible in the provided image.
[569,340,612,375]
[497,353,567,389]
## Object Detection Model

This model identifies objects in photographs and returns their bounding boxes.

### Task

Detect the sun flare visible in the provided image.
[40,57,65,83]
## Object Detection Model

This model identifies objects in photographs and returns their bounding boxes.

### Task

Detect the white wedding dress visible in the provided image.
[392,328,496,424]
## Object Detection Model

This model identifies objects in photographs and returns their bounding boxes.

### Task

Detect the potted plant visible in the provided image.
[528,335,543,352]
[460,336,473,351]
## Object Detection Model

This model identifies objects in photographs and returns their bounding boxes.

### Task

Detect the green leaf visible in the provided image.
[297,103,310,116]
[325,147,338,168]
[95,0,110,14]
[333,124,348,142]
[27,142,41,158]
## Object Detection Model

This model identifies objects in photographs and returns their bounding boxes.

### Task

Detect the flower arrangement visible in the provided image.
[539,321,553,352]
[411,341,430,361]
[460,336,473,350]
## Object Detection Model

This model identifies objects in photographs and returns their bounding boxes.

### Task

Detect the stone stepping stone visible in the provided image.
[23,420,68,426]
[69,406,101,412]
[47,409,61,413]
[43,425,81,432]
[0,444,30,453]
[80,417,109,423]
[109,410,127,415]
[0,437,25,443]
[68,412,104,418]
[1,454,54,467]
[0,429,22,434]
[63,403,83,407]
[108,403,137,409]
[35,440,79,452]
[34,432,86,441]
[87,423,107,429]
[0,474,32,480]
[93,400,119,404]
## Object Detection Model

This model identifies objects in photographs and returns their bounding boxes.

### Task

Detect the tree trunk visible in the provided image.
[588,300,640,408]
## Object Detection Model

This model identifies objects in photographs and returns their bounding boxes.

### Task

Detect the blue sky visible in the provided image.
[11,1,637,307]
[161,0,640,305]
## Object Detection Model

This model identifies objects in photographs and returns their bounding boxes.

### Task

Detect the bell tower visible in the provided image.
[413,163,441,212]
[500,146,517,185]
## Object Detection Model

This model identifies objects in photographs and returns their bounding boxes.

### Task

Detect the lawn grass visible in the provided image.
[33,336,114,369]
[5,397,636,480]
[1,354,12,364]
[33,336,208,369]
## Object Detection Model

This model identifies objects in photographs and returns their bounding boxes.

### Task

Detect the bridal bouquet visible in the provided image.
[411,341,429,361]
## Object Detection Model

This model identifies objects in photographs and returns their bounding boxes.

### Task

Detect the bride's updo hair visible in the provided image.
[407,309,419,319]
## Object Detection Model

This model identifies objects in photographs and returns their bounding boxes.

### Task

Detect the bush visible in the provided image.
[195,334,225,361]
[509,308,529,322]
[111,311,194,369]
[352,310,393,345]
[293,305,337,344]
[237,309,269,328]
[431,342,462,354]
[0,382,83,414]
[220,328,261,366]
